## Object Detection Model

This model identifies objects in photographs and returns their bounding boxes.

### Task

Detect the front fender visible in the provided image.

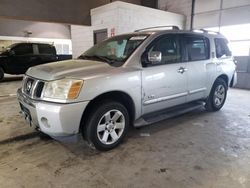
[78,69,142,119]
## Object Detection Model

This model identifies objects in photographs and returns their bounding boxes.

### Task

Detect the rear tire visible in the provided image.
[0,67,4,81]
[83,101,130,151]
[205,78,228,112]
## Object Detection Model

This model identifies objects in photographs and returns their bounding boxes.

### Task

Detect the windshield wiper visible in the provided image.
[79,55,115,64]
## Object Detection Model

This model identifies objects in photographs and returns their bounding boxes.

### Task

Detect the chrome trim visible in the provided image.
[31,80,39,97]
[144,92,188,105]
[21,76,27,94]
[189,88,207,94]
[21,76,45,100]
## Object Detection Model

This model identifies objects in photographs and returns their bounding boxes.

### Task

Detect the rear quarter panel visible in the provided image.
[205,37,236,96]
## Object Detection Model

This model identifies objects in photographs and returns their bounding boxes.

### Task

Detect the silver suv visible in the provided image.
[17,27,237,151]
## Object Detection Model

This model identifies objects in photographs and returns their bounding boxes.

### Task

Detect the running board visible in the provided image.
[134,101,205,127]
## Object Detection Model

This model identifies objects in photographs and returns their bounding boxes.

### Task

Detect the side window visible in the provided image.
[215,38,231,58]
[148,36,181,64]
[38,44,55,55]
[185,36,209,61]
[13,44,33,56]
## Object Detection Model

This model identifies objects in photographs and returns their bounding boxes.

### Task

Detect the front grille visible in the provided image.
[35,82,45,98]
[23,77,35,95]
[22,76,45,99]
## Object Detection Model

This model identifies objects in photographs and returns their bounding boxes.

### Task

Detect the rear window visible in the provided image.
[214,38,231,58]
[185,36,209,61]
[38,44,55,55]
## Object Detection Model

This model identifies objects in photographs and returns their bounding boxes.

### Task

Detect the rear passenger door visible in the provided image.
[37,44,57,65]
[214,38,236,86]
[182,34,213,102]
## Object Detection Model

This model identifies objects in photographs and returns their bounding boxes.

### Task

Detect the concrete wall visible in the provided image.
[158,0,192,29]
[158,0,250,29]
[194,0,250,28]
[0,18,72,54]
[0,0,91,25]
[71,1,185,57]
[0,0,143,25]
[71,26,93,57]
[0,19,71,39]
[112,2,185,33]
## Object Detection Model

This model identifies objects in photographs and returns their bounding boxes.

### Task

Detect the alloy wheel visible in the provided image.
[97,109,125,145]
[214,85,225,106]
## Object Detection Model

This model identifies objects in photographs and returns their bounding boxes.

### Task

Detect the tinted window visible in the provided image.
[185,36,209,61]
[38,44,55,55]
[13,44,33,55]
[215,38,231,58]
[148,36,181,64]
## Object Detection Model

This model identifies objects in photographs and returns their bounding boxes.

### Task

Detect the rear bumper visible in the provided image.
[230,71,237,87]
[17,88,89,137]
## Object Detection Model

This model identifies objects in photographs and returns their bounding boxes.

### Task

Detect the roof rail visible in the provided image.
[195,29,221,35]
[135,25,180,32]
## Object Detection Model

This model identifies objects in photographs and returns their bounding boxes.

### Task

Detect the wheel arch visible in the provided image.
[0,65,5,72]
[216,74,229,86]
[0,65,5,80]
[207,74,229,98]
[79,90,136,133]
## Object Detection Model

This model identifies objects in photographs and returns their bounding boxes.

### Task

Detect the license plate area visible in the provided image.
[19,103,32,126]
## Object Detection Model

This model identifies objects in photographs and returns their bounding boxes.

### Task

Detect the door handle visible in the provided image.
[177,67,188,74]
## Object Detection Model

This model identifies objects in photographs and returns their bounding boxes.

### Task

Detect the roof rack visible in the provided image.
[194,29,221,35]
[135,25,180,32]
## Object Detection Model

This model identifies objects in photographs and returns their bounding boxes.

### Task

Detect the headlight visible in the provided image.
[43,79,83,100]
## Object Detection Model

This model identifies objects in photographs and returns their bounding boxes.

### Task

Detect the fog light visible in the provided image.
[41,117,51,128]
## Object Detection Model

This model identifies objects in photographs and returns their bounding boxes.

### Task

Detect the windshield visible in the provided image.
[78,34,149,66]
[0,43,19,55]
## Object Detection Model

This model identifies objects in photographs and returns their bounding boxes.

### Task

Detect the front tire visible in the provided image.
[205,78,228,111]
[0,67,4,81]
[83,101,130,151]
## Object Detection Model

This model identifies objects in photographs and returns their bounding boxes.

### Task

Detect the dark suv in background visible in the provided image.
[0,43,59,81]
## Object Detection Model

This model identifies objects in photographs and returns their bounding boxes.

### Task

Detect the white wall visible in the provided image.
[71,26,93,58]
[158,0,192,29]
[71,1,185,58]
[71,4,119,58]
[107,1,185,33]
[0,36,72,55]
[0,18,72,54]
[158,0,250,29]
[194,0,250,28]
[0,19,71,39]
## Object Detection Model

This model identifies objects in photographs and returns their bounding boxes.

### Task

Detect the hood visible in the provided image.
[0,51,8,57]
[26,59,115,81]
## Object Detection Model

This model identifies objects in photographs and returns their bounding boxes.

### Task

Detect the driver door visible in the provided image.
[9,43,34,74]
[141,34,188,114]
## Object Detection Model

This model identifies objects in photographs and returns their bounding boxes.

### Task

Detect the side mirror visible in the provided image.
[148,51,162,64]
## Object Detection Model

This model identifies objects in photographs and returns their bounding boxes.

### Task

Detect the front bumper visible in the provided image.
[17,88,89,137]
[230,71,237,87]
